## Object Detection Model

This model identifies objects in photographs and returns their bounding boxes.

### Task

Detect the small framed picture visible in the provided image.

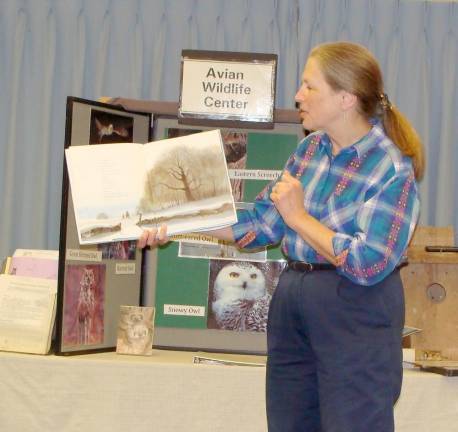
[116,306,155,356]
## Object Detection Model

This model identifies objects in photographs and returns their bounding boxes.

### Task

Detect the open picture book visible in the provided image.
[65,129,237,245]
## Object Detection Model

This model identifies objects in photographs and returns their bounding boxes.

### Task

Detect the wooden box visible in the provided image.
[401,226,458,360]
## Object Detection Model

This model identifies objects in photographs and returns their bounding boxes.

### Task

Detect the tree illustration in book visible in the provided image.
[207,260,285,332]
[167,128,248,202]
[63,264,105,346]
[137,137,232,221]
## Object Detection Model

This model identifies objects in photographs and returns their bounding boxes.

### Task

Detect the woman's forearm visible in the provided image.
[199,226,235,243]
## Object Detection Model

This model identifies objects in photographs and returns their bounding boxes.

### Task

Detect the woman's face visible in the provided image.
[295,57,344,132]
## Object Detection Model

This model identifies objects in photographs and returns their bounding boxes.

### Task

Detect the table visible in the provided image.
[0,350,457,431]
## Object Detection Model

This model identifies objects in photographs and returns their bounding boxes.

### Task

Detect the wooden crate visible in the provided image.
[400,226,458,360]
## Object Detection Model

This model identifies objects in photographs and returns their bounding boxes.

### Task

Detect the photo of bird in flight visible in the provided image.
[94,118,130,143]
[89,109,134,144]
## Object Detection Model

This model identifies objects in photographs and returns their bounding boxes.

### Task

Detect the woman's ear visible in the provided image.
[340,90,358,111]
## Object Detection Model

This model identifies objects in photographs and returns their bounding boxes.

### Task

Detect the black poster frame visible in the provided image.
[55,97,152,355]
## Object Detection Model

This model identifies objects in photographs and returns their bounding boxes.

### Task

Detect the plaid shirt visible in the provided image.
[232,123,420,286]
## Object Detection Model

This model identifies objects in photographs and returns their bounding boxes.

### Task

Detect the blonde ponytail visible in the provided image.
[381,102,425,180]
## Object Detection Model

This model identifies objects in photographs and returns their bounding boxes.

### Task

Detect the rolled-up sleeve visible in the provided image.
[333,170,419,286]
[232,184,286,249]
[231,147,303,249]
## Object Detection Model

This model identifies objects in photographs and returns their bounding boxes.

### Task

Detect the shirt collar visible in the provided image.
[318,120,385,159]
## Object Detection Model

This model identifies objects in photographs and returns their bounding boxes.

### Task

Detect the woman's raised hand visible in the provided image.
[137,225,169,249]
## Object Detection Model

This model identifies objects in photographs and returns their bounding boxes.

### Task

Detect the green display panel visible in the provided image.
[243,132,298,200]
[155,242,208,329]
[244,132,298,261]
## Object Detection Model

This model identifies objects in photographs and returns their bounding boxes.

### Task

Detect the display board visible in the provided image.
[55,97,151,355]
[144,114,305,354]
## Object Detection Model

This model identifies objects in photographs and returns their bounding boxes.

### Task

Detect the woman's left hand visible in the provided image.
[137,225,169,249]
[270,171,307,229]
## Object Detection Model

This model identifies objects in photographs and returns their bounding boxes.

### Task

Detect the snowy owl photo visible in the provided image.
[208,260,278,332]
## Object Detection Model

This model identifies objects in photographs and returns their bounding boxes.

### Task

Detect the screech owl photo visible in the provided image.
[116,306,155,356]
[210,261,272,332]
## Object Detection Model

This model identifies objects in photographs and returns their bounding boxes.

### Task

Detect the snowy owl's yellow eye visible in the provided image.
[229,272,240,278]
[250,273,257,279]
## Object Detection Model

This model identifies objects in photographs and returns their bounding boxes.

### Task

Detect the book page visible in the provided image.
[66,131,237,244]
[141,129,237,235]
[0,275,57,354]
[65,143,146,244]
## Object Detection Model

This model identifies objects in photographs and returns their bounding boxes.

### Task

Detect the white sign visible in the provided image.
[66,249,102,262]
[179,53,276,123]
[228,169,282,181]
[115,263,136,275]
[164,304,206,317]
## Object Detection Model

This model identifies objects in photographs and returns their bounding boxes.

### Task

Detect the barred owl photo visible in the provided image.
[211,262,271,332]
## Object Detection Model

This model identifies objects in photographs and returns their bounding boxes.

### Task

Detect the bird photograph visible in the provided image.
[89,110,134,144]
[207,260,285,332]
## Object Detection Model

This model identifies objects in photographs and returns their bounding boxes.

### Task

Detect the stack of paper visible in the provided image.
[7,249,58,279]
[0,249,58,354]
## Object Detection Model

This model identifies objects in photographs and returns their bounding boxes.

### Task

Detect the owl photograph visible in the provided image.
[207,260,285,332]
[222,131,247,202]
[116,306,155,356]
[62,264,106,347]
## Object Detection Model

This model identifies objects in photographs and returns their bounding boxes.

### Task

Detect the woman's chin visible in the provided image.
[301,119,312,130]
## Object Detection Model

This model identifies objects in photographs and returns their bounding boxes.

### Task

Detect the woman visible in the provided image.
[139,41,423,432]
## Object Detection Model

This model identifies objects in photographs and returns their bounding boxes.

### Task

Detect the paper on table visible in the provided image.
[1,257,11,274]
[193,355,266,367]
[13,249,59,260]
[9,256,58,280]
[402,326,422,338]
[0,275,57,354]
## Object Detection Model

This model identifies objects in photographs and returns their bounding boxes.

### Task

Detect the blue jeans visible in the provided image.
[266,268,404,432]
